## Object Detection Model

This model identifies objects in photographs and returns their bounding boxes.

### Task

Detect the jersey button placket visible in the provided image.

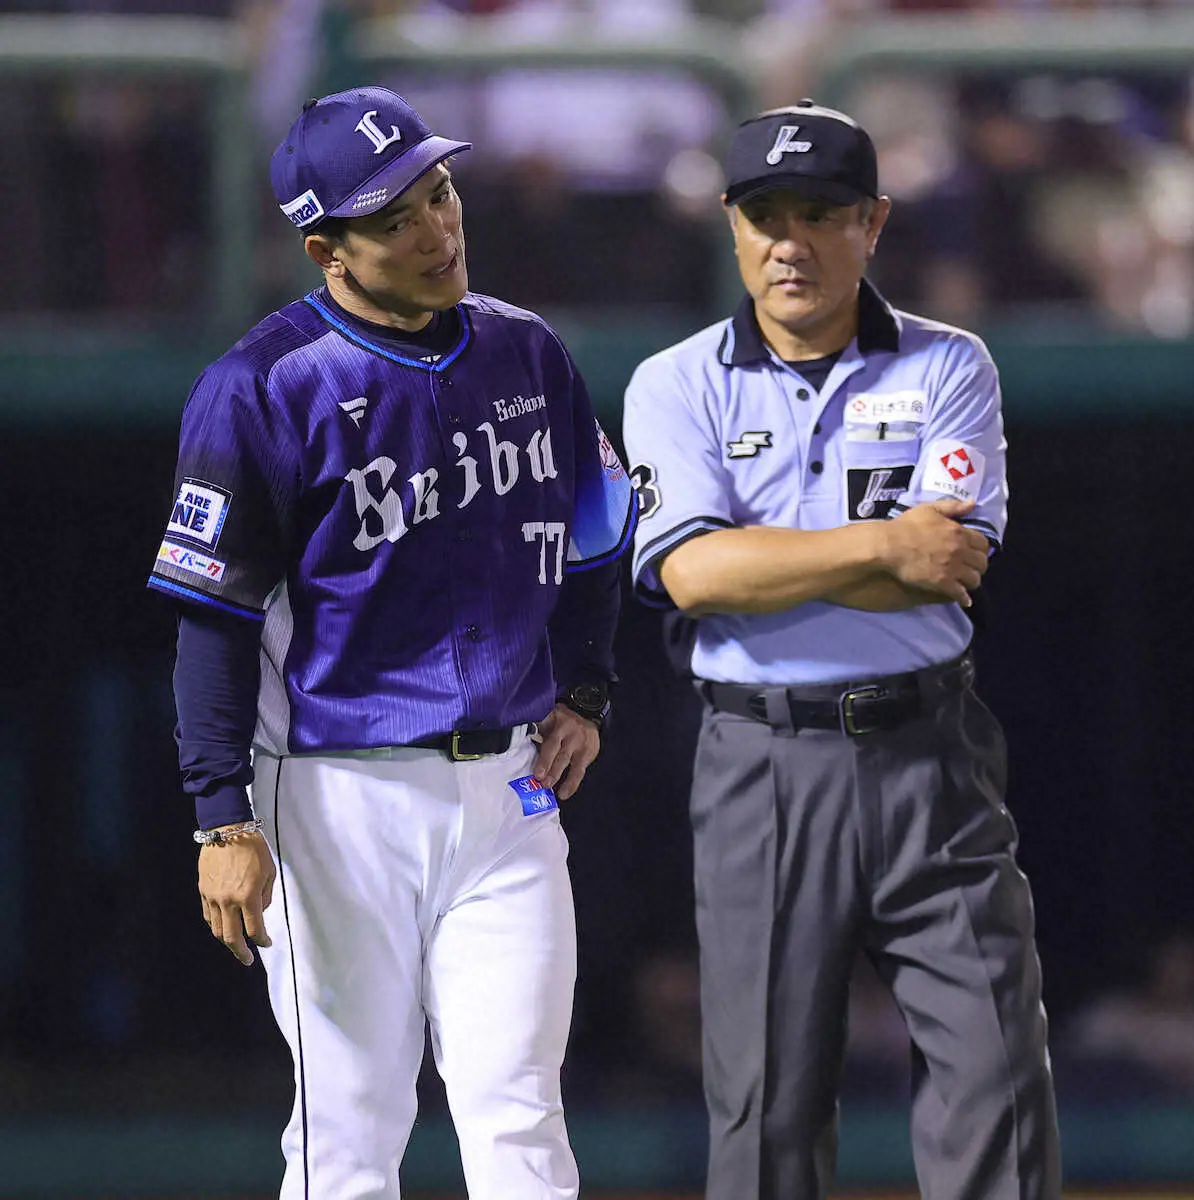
[437,372,460,427]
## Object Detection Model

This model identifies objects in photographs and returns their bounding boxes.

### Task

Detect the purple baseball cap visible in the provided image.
[270,85,472,230]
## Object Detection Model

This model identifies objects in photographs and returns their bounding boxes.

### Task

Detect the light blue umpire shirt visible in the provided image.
[621,280,1007,685]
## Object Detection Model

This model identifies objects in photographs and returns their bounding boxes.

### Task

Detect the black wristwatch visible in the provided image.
[560,681,611,729]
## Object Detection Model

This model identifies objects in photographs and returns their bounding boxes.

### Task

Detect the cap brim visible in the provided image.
[725,174,867,208]
[328,134,473,219]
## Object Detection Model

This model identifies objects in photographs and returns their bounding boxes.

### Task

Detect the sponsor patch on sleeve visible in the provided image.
[596,420,626,482]
[157,540,227,582]
[167,478,231,548]
[508,774,559,817]
[922,440,985,502]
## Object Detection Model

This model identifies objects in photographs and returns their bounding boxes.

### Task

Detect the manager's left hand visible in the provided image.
[532,704,601,800]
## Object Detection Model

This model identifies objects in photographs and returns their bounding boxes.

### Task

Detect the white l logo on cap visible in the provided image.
[766,125,813,165]
[356,110,402,155]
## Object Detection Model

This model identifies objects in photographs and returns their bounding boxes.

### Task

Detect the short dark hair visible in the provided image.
[304,215,351,242]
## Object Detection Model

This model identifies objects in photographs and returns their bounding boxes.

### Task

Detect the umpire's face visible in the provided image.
[306,164,468,329]
[729,187,890,357]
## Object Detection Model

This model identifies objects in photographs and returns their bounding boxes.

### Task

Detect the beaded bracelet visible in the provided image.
[192,818,265,846]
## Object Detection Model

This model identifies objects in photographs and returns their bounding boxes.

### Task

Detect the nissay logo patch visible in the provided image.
[847,464,913,521]
[923,440,986,502]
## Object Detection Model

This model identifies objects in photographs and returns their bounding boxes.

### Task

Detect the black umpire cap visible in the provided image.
[723,100,878,208]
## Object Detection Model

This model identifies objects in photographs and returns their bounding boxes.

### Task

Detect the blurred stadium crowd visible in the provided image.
[2,0,1194,1188]
[4,0,1194,339]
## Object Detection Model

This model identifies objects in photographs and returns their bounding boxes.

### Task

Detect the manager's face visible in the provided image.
[729,187,890,355]
[311,163,467,327]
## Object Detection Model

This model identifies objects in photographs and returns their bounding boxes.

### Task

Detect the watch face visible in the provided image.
[571,684,605,710]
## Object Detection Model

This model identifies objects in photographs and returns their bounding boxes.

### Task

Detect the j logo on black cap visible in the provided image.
[765,125,813,165]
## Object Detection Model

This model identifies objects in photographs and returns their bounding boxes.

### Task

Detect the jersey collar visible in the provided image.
[303,291,472,372]
[719,277,900,367]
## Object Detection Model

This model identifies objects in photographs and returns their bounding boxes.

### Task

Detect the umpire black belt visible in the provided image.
[698,651,975,738]
[410,727,518,761]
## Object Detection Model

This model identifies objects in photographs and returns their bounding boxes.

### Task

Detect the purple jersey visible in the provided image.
[149,290,635,755]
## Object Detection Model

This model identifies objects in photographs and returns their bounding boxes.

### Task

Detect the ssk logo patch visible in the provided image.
[727,431,772,459]
[167,479,231,548]
[847,464,914,521]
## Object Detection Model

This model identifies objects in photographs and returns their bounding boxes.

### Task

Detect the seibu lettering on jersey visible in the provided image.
[149,288,634,752]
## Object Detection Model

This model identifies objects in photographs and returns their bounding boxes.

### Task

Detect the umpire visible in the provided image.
[622,102,1061,1200]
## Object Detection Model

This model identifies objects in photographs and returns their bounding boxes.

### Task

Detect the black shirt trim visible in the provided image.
[720,277,900,367]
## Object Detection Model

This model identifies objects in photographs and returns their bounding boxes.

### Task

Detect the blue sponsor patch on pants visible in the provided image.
[508,774,559,816]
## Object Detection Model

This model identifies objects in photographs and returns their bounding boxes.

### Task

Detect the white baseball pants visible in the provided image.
[252,735,580,1200]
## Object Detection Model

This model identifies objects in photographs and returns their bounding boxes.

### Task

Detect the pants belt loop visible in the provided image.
[762,688,794,732]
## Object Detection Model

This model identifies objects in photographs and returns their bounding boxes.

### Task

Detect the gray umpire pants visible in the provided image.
[691,672,1061,1200]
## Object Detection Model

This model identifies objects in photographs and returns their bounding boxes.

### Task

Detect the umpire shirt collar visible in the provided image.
[720,277,900,367]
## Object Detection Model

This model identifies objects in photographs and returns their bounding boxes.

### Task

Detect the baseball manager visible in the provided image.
[149,85,634,1198]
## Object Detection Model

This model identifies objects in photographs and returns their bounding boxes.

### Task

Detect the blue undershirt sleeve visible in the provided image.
[174,604,262,830]
[547,556,621,692]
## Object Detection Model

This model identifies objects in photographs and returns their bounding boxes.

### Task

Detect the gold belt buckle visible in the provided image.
[839,685,886,736]
[450,731,485,762]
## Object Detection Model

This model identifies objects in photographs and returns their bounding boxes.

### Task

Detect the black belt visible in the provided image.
[410,727,518,761]
[698,652,975,738]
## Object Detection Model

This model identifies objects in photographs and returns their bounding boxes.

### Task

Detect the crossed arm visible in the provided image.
[658,497,989,617]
